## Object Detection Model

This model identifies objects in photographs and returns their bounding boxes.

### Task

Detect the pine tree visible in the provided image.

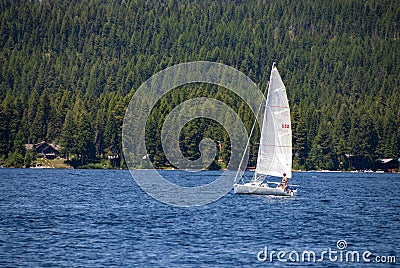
[75,111,95,165]
[0,105,10,158]
[59,110,76,160]
[31,90,51,143]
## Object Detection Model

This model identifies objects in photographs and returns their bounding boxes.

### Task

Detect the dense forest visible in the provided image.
[0,0,399,170]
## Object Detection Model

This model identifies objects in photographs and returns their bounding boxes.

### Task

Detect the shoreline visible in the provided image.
[1,166,399,174]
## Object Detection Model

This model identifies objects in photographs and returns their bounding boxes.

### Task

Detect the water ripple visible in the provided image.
[0,169,399,267]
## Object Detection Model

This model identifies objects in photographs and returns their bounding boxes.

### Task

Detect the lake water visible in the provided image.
[0,169,399,267]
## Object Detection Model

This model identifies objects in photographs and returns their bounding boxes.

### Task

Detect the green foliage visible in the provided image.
[24,151,33,168]
[0,0,399,169]
[5,151,24,168]
[59,110,75,159]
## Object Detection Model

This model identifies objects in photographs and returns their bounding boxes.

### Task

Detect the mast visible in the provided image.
[233,80,268,184]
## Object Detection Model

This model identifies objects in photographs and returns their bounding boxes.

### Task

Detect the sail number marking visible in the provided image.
[281,124,290,129]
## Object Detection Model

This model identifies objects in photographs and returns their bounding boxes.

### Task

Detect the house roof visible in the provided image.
[35,141,58,153]
[375,159,394,164]
[35,141,51,148]
[26,141,60,152]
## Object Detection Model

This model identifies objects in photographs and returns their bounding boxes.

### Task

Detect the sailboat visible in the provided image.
[233,63,298,197]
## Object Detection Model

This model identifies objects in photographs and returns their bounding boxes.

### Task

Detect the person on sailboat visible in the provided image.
[279,173,288,189]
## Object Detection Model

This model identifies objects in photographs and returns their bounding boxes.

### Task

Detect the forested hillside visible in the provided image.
[0,0,399,170]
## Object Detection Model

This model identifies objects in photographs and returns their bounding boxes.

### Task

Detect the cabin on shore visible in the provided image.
[344,154,370,170]
[25,141,59,159]
[344,154,399,172]
[374,158,399,172]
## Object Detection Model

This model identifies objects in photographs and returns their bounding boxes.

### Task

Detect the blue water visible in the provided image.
[0,169,399,267]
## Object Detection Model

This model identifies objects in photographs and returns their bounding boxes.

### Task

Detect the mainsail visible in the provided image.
[255,65,292,178]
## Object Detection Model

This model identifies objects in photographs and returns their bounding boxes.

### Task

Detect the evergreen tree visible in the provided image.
[59,110,75,160]
[31,90,51,143]
[75,111,95,165]
[0,105,10,158]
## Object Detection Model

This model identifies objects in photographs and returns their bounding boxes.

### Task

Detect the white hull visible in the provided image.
[234,182,297,197]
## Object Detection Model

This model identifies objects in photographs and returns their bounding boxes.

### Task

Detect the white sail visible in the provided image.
[255,65,292,178]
